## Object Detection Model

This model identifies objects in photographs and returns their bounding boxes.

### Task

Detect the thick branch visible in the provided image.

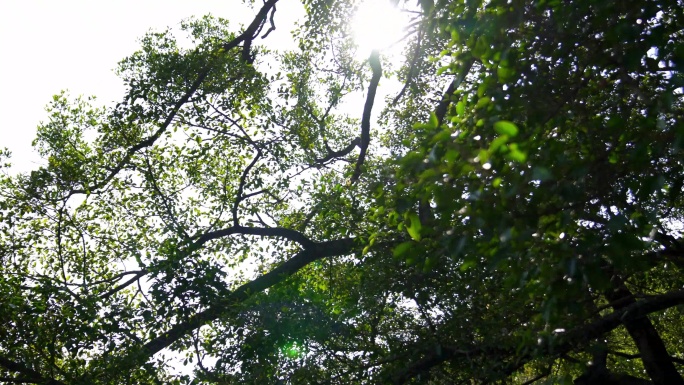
[350,50,382,184]
[0,355,64,385]
[192,225,316,249]
[315,137,361,164]
[605,277,684,385]
[392,289,684,384]
[238,0,278,62]
[111,237,355,377]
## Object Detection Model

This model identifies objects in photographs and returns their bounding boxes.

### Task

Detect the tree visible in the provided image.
[1,0,683,383]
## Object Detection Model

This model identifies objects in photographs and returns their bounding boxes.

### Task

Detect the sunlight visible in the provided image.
[351,0,406,58]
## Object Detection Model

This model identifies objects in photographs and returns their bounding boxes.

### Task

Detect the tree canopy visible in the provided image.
[1,0,683,384]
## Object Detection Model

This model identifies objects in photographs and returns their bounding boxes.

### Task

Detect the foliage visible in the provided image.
[1,1,683,384]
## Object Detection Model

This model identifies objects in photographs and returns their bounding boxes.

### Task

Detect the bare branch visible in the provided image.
[232,150,263,226]
[99,270,148,299]
[192,225,316,249]
[238,0,279,63]
[350,50,382,184]
[393,23,426,105]
[261,4,277,39]
[315,137,361,164]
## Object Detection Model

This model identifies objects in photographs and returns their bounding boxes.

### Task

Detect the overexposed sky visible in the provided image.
[0,0,301,172]
[0,0,405,173]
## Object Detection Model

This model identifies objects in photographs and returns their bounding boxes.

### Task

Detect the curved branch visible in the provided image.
[260,4,277,39]
[350,50,382,184]
[393,22,426,105]
[232,150,263,226]
[192,225,316,249]
[315,137,361,164]
[239,0,278,63]
[110,237,356,378]
[99,270,148,300]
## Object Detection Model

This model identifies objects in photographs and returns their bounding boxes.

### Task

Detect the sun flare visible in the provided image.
[351,0,407,57]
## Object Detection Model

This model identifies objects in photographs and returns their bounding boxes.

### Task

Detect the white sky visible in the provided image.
[0,0,405,173]
[0,0,303,173]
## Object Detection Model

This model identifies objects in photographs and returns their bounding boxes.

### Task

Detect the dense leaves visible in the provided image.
[1,0,683,384]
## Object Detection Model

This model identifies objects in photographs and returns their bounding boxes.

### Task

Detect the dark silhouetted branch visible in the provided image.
[0,355,65,385]
[315,137,360,164]
[350,50,382,184]
[232,150,263,226]
[434,58,474,126]
[192,225,316,249]
[392,289,684,384]
[110,237,356,378]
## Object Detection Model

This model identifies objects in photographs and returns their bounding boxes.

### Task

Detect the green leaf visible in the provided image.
[406,212,422,241]
[506,145,527,162]
[489,135,509,152]
[393,241,414,258]
[472,35,489,59]
[497,65,515,82]
[475,97,490,109]
[456,101,465,117]
[494,121,519,137]
[429,112,439,129]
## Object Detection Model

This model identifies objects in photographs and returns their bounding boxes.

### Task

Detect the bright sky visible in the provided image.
[0,0,298,172]
[0,0,405,173]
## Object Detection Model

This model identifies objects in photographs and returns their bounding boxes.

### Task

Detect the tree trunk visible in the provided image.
[605,276,684,385]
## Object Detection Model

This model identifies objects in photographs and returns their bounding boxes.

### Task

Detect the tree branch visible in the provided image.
[434,58,475,126]
[392,289,684,384]
[232,149,263,226]
[238,0,279,63]
[521,367,551,385]
[0,355,65,385]
[65,0,280,200]
[109,237,356,378]
[609,349,684,365]
[605,275,684,384]
[315,137,361,165]
[192,225,316,249]
[99,270,148,299]
[0,377,44,384]
[350,50,382,184]
[393,21,426,105]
